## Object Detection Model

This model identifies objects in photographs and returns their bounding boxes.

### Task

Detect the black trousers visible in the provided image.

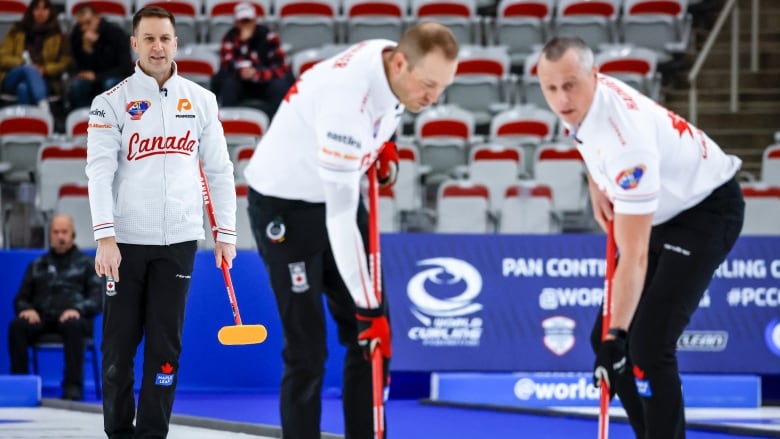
[590,177,744,439]
[101,241,196,439]
[8,316,91,390]
[247,189,388,439]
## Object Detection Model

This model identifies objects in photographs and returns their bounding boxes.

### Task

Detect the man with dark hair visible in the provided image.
[86,6,236,438]
[7,213,102,401]
[68,3,132,110]
[537,36,744,439]
[243,22,459,439]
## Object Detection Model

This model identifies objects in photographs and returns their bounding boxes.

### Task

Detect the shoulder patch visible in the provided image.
[615,164,646,190]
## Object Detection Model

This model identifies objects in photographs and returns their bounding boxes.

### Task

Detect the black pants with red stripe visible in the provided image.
[247,188,388,439]
[101,241,196,439]
[590,177,744,439]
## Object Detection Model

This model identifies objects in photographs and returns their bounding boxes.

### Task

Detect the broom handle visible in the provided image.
[199,162,243,325]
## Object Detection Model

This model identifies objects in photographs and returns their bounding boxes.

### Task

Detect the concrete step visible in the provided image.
[665,100,780,113]
[694,111,780,128]
[711,41,780,53]
[682,69,780,89]
[664,87,780,105]
[705,128,774,153]
[732,5,780,29]
[697,48,780,70]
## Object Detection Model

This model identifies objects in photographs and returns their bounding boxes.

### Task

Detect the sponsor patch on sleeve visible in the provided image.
[614,164,646,190]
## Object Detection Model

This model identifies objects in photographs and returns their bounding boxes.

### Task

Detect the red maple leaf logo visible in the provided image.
[161,362,174,374]
[633,364,645,380]
[667,110,693,138]
[283,80,300,102]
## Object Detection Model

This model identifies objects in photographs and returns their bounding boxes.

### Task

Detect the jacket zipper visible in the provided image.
[160,87,168,245]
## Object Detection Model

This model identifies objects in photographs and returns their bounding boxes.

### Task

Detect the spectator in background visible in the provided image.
[68,3,132,110]
[0,0,70,113]
[210,2,293,117]
[7,214,103,401]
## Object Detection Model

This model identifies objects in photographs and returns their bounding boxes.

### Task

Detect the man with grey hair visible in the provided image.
[537,36,744,439]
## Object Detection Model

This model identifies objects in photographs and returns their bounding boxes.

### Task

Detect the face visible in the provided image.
[76,10,99,34]
[390,49,457,113]
[50,216,75,254]
[131,17,177,82]
[537,48,598,127]
[32,0,51,25]
[236,18,255,29]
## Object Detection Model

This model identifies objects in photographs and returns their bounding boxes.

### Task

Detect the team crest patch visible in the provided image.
[615,164,646,190]
[106,276,116,297]
[126,100,151,120]
[541,316,576,356]
[288,262,309,293]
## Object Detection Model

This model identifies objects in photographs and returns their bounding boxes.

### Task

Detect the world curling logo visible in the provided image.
[407,258,483,347]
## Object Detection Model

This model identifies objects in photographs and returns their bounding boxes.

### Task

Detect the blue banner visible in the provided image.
[431,372,761,408]
[382,234,780,374]
[1,234,778,394]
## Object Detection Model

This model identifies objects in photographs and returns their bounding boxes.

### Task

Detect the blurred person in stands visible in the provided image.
[210,1,293,118]
[537,36,744,439]
[243,22,458,439]
[68,3,132,110]
[7,213,102,401]
[0,0,70,112]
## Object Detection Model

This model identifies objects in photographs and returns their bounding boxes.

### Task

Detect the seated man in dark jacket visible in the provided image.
[8,213,103,401]
[210,2,293,117]
[68,3,132,110]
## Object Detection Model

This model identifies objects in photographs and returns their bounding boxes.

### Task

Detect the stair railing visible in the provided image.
[687,0,760,125]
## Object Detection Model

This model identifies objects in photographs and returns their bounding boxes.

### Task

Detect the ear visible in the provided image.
[392,51,406,74]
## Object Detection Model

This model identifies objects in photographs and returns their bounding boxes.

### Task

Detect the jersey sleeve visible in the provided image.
[314,89,372,185]
[603,115,661,215]
[198,90,237,245]
[85,94,122,241]
[313,87,378,308]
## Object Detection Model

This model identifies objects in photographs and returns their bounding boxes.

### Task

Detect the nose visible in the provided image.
[427,89,442,105]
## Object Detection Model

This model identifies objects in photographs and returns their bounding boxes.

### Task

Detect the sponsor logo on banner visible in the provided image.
[714,258,780,279]
[677,330,728,351]
[538,287,602,310]
[513,376,600,401]
[766,319,780,357]
[502,258,605,278]
[406,258,483,347]
[726,287,780,307]
[541,316,576,356]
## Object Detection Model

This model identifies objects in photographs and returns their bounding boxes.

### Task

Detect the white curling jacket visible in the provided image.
[86,63,237,246]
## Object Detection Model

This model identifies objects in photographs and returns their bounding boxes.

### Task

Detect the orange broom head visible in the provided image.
[218,324,268,345]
